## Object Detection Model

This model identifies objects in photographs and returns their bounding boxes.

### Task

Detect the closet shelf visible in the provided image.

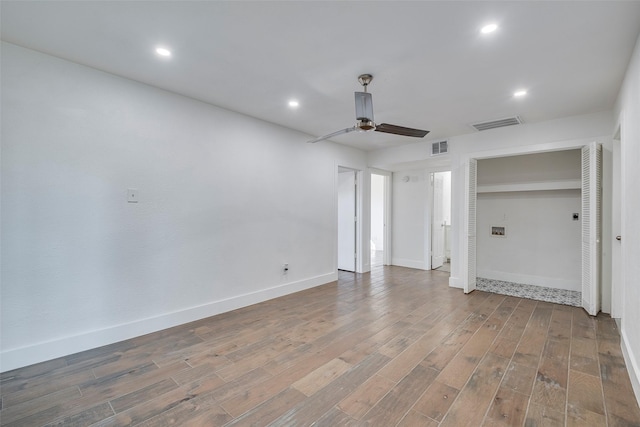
[477,179,581,193]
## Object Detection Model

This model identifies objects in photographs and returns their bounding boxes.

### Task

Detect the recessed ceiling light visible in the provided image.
[481,23,498,34]
[155,47,172,57]
[288,100,300,108]
[514,90,528,97]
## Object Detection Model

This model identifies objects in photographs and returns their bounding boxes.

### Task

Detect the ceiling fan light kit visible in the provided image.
[308,74,429,143]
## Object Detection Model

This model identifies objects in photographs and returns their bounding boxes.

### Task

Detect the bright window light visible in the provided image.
[155,47,172,57]
[288,100,300,108]
[514,90,528,97]
[481,23,498,34]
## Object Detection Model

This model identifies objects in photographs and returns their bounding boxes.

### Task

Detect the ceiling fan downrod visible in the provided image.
[358,74,373,92]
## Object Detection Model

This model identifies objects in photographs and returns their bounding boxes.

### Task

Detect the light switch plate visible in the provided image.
[127,188,139,203]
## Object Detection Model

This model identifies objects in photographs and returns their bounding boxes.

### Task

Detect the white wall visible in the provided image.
[476,151,582,291]
[370,111,612,289]
[447,113,612,291]
[0,43,367,371]
[391,171,428,270]
[477,150,581,187]
[477,190,582,290]
[614,32,640,405]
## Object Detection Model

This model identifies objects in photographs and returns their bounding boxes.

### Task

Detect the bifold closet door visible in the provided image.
[464,159,477,293]
[581,142,602,316]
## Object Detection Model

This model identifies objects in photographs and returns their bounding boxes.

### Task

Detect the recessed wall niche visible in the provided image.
[476,150,582,294]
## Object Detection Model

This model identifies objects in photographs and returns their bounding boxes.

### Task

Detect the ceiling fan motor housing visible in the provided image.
[355,91,374,123]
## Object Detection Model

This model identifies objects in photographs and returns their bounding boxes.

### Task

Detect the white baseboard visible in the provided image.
[476,269,581,292]
[0,272,337,373]
[391,258,427,270]
[621,327,640,409]
[449,276,464,289]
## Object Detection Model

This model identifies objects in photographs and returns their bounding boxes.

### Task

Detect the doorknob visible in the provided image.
[616,235,622,241]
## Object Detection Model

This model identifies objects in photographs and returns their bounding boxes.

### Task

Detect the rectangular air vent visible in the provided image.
[471,116,523,132]
[431,140,448,156]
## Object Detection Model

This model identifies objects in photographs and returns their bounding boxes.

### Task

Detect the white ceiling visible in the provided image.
[2,1,639,151]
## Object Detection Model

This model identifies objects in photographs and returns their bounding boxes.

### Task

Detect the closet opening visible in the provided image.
[464,148,601,314]
[431,171,451,273]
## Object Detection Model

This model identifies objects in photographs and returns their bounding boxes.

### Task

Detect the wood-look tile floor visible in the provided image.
[2,266,640,426]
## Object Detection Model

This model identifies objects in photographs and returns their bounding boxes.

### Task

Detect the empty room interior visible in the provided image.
[2,1,640,426]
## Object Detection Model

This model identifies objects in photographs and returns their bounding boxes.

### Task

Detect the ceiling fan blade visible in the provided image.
[307,126,358,144]
[375,123,429,138]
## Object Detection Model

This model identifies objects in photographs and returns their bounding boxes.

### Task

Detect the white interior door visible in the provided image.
[464,159,478,293]
[431,173,445,269]
[338,170,356,272]
[581,142,602,316]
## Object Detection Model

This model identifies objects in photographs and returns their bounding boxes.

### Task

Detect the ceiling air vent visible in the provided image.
[471,116,523,132]
[431,140,448,156]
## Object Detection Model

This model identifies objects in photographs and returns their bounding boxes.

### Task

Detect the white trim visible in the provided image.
[621,328,640,409]
[369,168,393,266]
[477,180,581,193]
[611,112,625,320]
[425,173,433,270]
[391,257,427,270]
[0,272,336,372]
[449,275,464,289]
[383,172,392,266]
[336,164,366,274]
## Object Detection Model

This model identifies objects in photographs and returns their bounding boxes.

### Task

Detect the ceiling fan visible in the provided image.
[308,74,430,144]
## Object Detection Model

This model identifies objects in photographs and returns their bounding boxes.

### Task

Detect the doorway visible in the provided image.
[431,171,452,272]
[338,168,357,272]
[370,172,390,267]
[461,148,602,315]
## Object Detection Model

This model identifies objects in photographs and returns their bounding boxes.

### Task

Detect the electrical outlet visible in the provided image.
[127,188,139,203]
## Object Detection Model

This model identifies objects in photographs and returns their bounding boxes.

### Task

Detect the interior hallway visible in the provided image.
[1,266,638,426]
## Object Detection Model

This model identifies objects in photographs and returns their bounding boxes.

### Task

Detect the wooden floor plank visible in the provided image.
[412,380,459,422]
[483,386,529,426]
[397,410,439,426]
[337,374,396,420]
[530,337,570,413]
[223,387,307,427]
[361,364,439,426]
[269,352,391,426]
[0,266,638,427]
[439,352,510,427]
[525,402,565,426]
[291,358,352,396]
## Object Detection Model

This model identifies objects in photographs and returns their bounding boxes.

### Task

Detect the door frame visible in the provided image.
[430,171,451,270]
[370,168,392,267]
[425,167,452,270]
[338,168,357,272]
[336,165,365,273]
[610,118,625,321]
[457,138,602,296]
